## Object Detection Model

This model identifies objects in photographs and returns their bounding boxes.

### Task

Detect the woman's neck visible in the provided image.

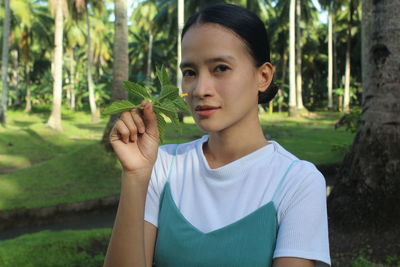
[203,121,269,169]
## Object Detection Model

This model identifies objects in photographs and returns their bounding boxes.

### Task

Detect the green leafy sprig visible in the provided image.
[103,66,189,143]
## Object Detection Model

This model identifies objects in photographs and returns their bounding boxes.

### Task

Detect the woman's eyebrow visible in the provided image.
[180,56,235,69]
[204,55,235,64]
[180,61,195,69]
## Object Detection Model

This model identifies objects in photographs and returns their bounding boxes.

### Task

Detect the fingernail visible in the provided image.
[139,127,145,134]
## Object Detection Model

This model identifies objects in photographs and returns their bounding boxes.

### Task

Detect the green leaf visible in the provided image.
[156,65,170,87]
[159,85,179,102]
[123,81,151,101]
[153,101,177,120]
[102,100,137,115]
[154,101,181,132]
[103,65,188,142]
[155,113,167,144]
[173,97,190,114]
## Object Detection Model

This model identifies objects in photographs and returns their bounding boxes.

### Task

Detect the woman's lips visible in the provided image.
[195,105,220,117]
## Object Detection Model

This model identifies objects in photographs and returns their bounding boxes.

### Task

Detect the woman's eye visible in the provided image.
[215,65,230,72]
[182,70,195,77]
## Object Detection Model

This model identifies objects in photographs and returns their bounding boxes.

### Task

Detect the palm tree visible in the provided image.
[328,0,400,228]
[295,0,317,112]
[295,0,305,111]
[327,1,333,110]
[64,16,85,110]
[319,0,335,110]
[176,0,184,90]
[102,0,128,148]
[130,0,158,82]
[85,0,100,122]
[288,0,296,116]
[47,0,67,131]
[342,0,353,113]
[90,11,112,80]
[9,0,53,113]
[0,0,11,124]
[70,0,101,122]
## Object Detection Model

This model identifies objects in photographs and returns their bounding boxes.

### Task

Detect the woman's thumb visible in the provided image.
[142,102,159,138]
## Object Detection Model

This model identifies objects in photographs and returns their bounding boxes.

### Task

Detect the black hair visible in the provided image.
[181,3,279,104]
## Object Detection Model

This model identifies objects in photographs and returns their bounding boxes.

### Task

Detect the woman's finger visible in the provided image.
[130,109,146,135]
[112,119,131,144]
[120,110,138,142]
[141,102,159,139]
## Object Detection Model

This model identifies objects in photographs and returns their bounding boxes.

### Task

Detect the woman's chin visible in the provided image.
[198,124,226,134]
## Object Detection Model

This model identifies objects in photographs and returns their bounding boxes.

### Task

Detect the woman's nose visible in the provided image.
[192,73,213,98]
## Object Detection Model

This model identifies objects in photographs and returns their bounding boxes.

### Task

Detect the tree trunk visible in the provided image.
[295,0,305,111]
[66,51,71,109]
[343,0,353,113]
[0,0,11,124]
[177,0,184,91]
[69,49,76,110]
[24,65,31,113]
[177,0,185,123]
[280,49,288,113]
[47,0,64,131]
[102,0,129,149]
[146,32,153,82]
[288,0,297,116]
[327,5,333,110]
[86,7,99,123]
[328,0,400,229]
[12,50,21,107]
[333,19,338,109]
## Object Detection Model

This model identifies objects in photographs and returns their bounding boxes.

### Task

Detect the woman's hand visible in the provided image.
[109,101,159,177]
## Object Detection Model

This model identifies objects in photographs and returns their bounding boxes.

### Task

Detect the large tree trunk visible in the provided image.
[343,0,353,113]
[47,0,64,131]
[86,6,99,123]
[328,0,400,229]
[102,0,129,149]
[295,0,305,111]
[288,0,297,117]
[327,5,333,110]
[0,0,11,124]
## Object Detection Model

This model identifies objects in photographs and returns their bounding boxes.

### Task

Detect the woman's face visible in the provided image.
[181,23,271,134]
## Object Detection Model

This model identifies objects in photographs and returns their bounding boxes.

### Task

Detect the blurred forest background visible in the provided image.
[0,0,362,123]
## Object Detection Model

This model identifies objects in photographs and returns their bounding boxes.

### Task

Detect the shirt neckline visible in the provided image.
[196,135,275,179]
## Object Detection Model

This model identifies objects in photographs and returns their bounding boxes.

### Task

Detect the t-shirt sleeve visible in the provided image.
[273,167,331,266]
[144,145,173,227]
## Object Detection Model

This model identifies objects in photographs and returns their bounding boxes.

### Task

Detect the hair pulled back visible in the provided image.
[182,3,279,104]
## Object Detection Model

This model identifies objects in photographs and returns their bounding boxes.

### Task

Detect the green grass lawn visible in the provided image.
[0,228,397,267]
[0,109,354,212]
[2,109,397,266]
[260,112,353,165]
[0,229,111,267]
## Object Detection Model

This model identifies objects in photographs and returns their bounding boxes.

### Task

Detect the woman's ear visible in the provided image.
[257,62,274,93]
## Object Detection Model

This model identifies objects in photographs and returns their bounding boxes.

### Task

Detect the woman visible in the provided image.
[104,4,330,267]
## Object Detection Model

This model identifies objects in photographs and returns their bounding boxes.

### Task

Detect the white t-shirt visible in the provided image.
[145,135,331,266]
